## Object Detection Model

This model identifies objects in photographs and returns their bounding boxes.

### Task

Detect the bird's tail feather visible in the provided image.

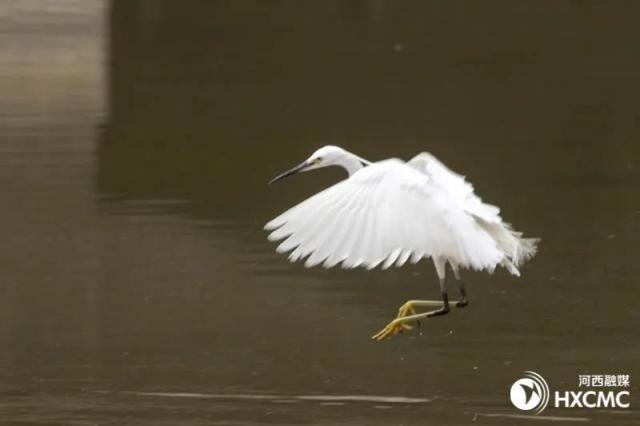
[501,259,521,277]
[474,217,539,276]
[512,236,540,267]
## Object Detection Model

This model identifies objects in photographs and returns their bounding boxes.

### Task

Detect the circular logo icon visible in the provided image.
[510,371,550,414]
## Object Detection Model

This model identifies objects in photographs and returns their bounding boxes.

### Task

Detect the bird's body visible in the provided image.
[265,146,539,340]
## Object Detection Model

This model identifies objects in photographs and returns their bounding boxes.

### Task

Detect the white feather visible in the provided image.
[266,154,539,274]
[407,152,539,273]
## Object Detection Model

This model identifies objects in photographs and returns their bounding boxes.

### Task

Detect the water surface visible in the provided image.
[0,1,638,424]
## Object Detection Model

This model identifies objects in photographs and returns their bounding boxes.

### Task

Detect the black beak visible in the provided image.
[268,161,309,185]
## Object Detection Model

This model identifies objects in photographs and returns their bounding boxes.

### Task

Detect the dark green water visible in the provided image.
[0,1,638,424]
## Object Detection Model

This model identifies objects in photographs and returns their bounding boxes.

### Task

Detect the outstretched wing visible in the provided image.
[265,159,503,270]
[407,152,501,224]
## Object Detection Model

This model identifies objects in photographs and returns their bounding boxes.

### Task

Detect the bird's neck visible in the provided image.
[337,152,371,176]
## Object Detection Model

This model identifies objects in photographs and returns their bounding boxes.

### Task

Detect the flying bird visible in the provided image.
[265,146,539,340]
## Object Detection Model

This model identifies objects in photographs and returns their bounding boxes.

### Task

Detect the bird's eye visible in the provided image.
[314,157,323,164]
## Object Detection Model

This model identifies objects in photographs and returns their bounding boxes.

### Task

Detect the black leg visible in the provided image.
[415,279,451,328]
[456,281,469,308]
[426,280,451,317]
[451,264,469,308]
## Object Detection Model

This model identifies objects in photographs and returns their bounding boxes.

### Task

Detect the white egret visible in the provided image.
[265,146,539,340]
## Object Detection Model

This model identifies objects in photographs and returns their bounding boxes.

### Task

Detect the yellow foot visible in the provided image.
[371,318,414,341]
[396,300,444,319]
[397,301,417,318]
[372,300,451,341]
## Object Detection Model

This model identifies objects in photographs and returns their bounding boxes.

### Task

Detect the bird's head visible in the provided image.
[269,145,348,184]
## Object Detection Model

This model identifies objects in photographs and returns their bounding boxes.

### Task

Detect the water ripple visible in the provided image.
[101,390,430,405]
